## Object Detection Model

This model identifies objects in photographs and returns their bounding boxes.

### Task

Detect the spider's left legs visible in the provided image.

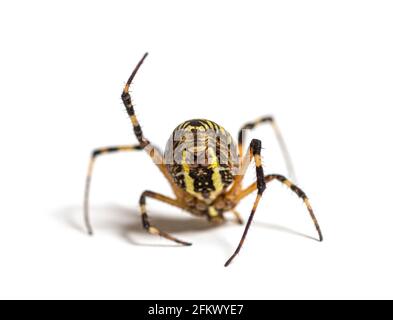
[225,139,266,267]
[84,145,143,235]
[140,191,192,246]
[121,53,181,194]
[238,116,296,182]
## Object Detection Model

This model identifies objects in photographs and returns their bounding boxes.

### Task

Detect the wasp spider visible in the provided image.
[84,53,323,267]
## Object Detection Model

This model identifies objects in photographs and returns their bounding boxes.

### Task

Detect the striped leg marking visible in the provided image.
[236,174,323,242]
[238,116,296,182]
[121,53,150,148]
[140,191,192,246]
[266,174,323,242]
[225,139,266,267]
[121,53,183,194]
[84,145,143,235]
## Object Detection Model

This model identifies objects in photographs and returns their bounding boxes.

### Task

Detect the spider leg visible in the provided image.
[238,116,296,182]
[231,211,244,225]
[84,145,143,235]
[236,174,323,242]
[225,139,266,267]
[121,53,151,149]
[140,191,192,246]
[121,53,183,196]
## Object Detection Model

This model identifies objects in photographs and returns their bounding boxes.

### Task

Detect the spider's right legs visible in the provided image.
[238,116,296,182]
[236,174,323,242]
[225,139,266,266]
[84,145,143,235]
[140,191,192,246]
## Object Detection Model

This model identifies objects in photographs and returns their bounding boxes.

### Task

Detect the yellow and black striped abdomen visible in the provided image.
[165,119,238,202]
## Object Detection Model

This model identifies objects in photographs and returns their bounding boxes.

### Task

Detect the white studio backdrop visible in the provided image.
[0,1,392,299]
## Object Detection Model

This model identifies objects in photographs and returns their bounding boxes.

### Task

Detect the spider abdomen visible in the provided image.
[165,119,238,202]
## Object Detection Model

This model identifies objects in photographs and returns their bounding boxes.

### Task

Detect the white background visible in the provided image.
[0,1,392,300]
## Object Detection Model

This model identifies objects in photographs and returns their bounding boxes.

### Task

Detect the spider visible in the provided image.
[84,53,323,267]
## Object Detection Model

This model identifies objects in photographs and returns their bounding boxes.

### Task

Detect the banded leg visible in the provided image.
[140,191,192,246]
[121,53,150,148]
[236,174,323,242]
[84,145,143,235]
[225,139,266,267]
[238,116,296,182]
[121,53,183,196]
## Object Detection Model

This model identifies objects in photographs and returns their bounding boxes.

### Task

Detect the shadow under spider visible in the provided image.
[55,204,219,247]
[55,204,319,248]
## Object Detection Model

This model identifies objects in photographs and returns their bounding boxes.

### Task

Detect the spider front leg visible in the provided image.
[121,53,185,198]
[238,116,296,182]
[225,139,266,267]
[140,191,192,246]
[84,145,143,235]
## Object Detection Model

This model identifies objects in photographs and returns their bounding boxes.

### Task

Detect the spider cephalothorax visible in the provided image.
[84,53,323,267]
